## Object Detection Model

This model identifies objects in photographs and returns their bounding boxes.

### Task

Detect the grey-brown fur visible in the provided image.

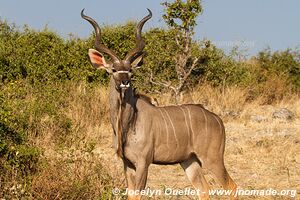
[81,9,237,200]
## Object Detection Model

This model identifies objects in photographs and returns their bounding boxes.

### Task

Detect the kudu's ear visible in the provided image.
[131,54,144,69]
[88,49,112,73]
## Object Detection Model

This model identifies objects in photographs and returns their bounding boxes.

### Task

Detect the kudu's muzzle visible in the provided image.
[114,70,131,91]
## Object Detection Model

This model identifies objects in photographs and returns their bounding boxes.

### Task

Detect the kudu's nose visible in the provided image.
[121,80,130,88]
[122,80,130,85]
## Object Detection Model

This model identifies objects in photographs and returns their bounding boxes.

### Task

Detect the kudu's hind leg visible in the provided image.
[206,160,237,200]
[180,155,210,200]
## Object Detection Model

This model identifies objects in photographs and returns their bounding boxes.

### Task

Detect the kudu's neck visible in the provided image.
[109,78,137,157]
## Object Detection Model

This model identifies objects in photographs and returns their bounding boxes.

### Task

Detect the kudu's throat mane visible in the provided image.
[116,91,125,158]
[110,79,138,158]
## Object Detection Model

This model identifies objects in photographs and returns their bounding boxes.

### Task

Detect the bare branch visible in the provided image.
[175,35,185,52]
[149,71,176,92]
[176,57,199,93]
[183,31,191,54]
[185,57,199,80]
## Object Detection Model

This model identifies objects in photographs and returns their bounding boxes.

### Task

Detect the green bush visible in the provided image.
[2,20,299,92]
[0,21,105,85]
[257,48,300,90]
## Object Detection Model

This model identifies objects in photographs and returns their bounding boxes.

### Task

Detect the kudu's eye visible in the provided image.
[112,68,117,73]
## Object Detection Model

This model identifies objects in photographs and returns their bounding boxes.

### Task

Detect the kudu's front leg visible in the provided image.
[129,160,149,200]
[123,160,136,199]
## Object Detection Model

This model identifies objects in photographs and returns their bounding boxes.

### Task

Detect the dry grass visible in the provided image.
[23,83,125,199]
[224,105,300,200]
[4,83,298,199]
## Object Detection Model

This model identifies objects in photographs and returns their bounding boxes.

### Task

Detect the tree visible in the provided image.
[150,0,204,103]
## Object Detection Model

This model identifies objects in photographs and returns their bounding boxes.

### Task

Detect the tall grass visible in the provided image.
[0,82,124,199]
[29,82,125,199]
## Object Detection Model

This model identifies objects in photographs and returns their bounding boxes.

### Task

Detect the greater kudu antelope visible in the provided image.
[81,9,237,200]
